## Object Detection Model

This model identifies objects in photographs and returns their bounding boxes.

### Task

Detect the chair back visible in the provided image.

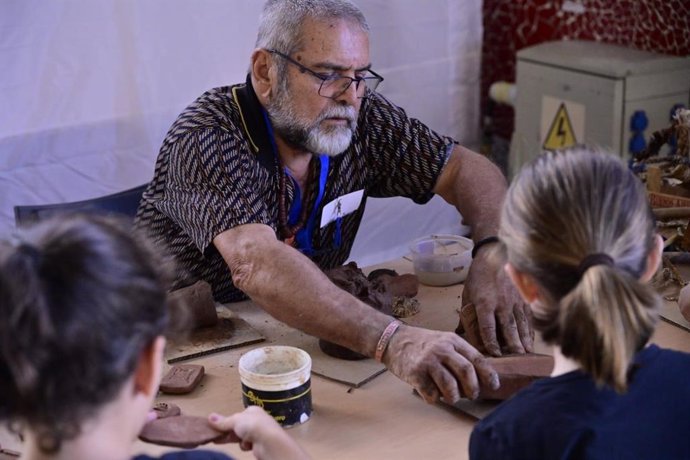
[14,184,148,227]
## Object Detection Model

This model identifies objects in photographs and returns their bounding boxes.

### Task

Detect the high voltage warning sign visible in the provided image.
[543,103,577,150]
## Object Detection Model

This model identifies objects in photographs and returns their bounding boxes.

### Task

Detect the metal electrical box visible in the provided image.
[510,40,690,177]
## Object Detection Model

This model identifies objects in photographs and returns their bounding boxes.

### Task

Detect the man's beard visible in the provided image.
[266,82,357,157]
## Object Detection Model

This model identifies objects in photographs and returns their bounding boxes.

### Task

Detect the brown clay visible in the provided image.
[319,262,391,360]
[159,364,205,394]
[167,280,218,329]
[139,415,224,448]
[152,402,182,419]
[477,353,554,400]
[318,339,367,360]
[320,263,421,359]
[367,268,398,280]
[369,271,419,298]
[387,274,419,298]
[327,262,393,314]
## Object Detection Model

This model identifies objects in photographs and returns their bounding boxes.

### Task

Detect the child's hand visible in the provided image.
[208,406,310,460]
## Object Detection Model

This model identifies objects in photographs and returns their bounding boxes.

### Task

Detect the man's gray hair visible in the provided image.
[256,0,369,55]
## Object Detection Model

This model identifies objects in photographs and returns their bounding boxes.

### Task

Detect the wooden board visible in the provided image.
[449,398,501,420]
[413,389,501,420]
[276,329,387,388]
[661,299,690,332]
[166,308,265,364]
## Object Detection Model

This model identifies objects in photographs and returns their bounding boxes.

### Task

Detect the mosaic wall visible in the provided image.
[482,0,690,140]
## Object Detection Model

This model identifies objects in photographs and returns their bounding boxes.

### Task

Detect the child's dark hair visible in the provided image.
[0,214,170,453]
[500,147,660,393]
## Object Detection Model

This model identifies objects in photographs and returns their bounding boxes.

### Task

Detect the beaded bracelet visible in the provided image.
[374,320,403,363]
[471,236,500,259]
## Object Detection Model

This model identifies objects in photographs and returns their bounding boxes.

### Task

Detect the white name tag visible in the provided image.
[320,189,364,228]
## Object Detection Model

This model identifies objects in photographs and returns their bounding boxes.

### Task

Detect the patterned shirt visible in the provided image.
[135,75,456,302]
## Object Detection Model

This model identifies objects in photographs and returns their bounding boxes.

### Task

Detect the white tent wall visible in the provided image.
[1,0,482,267]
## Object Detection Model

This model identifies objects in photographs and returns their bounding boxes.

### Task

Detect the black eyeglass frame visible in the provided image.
[267,48,384,99]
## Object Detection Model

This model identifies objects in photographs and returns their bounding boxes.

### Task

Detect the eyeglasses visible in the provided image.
[267,49,384,100]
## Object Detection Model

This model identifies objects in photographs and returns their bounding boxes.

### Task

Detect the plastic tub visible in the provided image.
[238,346,312,427]
[409,234,474,286]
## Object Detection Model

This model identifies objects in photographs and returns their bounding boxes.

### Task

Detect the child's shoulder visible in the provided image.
[133,450,234,460]
[479,371,597,429]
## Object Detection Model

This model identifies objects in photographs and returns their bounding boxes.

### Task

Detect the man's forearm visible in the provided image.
[213,224,391,357]
[434,145,507,241]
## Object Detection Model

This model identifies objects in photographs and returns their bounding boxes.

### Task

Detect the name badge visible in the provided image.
[320,189,364,228]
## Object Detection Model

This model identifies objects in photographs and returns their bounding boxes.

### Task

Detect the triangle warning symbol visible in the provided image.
[543,103,577,150]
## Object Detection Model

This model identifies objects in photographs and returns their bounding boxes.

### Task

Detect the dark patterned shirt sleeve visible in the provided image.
[361,91,457,203]
[154,126,274,253]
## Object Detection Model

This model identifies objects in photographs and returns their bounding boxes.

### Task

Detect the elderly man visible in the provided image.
[135,0,533,403]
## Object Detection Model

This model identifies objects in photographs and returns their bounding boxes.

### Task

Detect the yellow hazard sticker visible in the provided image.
[543,103,577,149]
[540,96,585,151]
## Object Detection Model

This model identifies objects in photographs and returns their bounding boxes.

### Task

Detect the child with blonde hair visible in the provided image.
[470,147,690,459]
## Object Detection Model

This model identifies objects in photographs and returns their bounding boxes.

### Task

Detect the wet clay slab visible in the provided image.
[159,364,205,394]
[167,280,219,329]
[479,353,554,400]
[139,415,224,448]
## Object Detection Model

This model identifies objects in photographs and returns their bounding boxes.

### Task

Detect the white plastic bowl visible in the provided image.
[409,234,474,286]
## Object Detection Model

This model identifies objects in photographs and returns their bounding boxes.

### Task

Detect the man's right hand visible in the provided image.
[382,324,499,404]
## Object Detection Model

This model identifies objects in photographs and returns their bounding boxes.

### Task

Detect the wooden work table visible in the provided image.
[132,258,690,460]
[2,259,688,460]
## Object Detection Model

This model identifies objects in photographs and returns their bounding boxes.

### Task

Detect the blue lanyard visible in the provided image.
[294,155,329,255]
[261,109,336,255]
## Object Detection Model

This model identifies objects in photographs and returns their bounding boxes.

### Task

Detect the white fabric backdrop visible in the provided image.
[0,0,482,266]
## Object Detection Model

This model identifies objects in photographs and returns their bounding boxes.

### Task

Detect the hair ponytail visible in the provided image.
[0,242,56,415]
[558,265,659,393]
[500,147,661,394]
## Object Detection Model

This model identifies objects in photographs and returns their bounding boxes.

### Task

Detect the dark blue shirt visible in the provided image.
[133,450,233,460]
[470,345,690,460]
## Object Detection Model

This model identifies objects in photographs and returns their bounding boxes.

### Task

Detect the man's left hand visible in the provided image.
[460,249,533,356]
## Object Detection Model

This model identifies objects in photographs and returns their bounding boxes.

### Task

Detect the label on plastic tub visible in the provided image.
[241,380,312,427]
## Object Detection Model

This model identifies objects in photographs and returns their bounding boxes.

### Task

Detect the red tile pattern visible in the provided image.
[482,0,690,139]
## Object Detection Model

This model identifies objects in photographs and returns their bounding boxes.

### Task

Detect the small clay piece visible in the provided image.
[368,269,419,298]
[318,339,366,360]
[152,402,182,419]
[159,364,205,394]
[678,284,690,322]
[478,353,554,400]
[167,280,218,330]
[139,415,224,448]
[387,274,419,298]
[367,268,398,280]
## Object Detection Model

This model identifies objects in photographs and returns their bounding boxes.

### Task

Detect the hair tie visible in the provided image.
[578,253,614,277]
